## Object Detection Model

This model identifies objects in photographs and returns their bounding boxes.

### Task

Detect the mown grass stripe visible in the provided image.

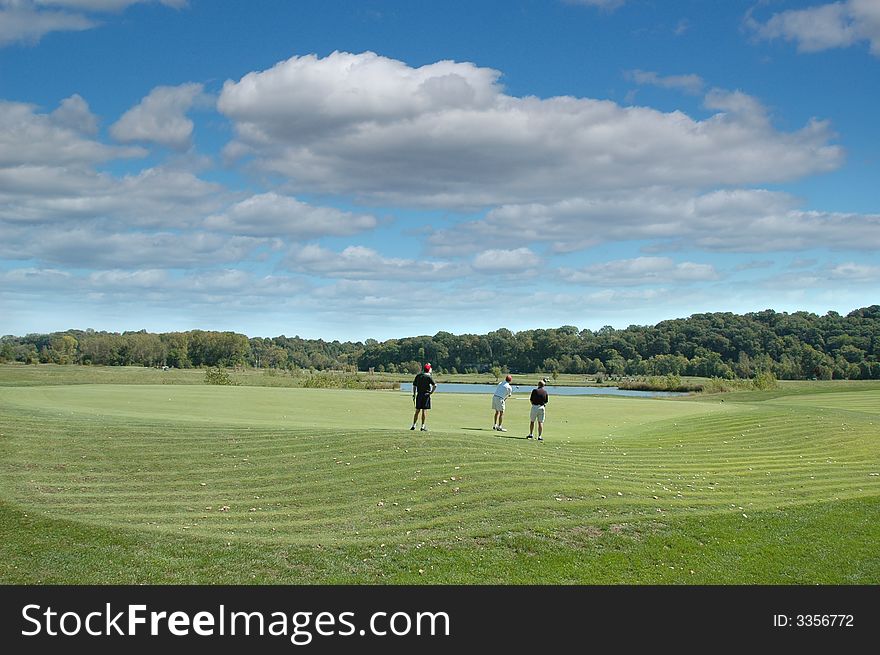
[2,381,878,583]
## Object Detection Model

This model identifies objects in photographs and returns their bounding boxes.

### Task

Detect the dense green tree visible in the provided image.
[4,305,878,380]
[49,335,78,364]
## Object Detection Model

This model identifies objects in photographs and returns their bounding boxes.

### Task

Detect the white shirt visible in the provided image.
[494,381,512,399]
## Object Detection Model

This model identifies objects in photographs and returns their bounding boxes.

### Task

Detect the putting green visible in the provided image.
[764,390,880,415]
[0,384,877,549]
[0,384,721,436]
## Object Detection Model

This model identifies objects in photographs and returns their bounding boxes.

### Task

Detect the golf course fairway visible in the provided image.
[1,378,878,584]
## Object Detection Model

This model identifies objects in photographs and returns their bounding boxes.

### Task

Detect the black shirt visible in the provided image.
[413,372,435,394]
[530,388,549,405]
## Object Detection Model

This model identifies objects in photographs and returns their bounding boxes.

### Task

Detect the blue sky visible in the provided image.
[1,0,878,341]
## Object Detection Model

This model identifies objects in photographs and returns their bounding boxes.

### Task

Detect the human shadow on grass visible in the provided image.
[461,427,529,439]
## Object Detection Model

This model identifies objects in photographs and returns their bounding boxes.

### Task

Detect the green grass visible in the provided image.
[0,363,700,389]
[0,363,206,386]
[0,366,878,583]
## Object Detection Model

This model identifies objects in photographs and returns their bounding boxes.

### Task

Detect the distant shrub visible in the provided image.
[699,372,778,394]
[205,366,236,385]
[299,372,398,390]
[618,374,697,392]
[753,371,778,390]
[700,377,739,393]
[663,374,681,390]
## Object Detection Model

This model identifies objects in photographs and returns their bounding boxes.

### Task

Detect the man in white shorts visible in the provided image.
[527,379,549,441]
[492,374,513,431]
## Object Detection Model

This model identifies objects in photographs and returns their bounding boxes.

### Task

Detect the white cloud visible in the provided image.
[748,0,880,56]
[50,94,99,134]
[204,192,378,238]
[88,267,167,285]
[110,83,207,149]
[582,288,670,303]
[627,69,704,95]
[0,266,73,286]
[218,51,500,141]
[472,248,541,272]
[83,268,305,298]
[0,1,93,46]
[217,51,842,208]
[284,244,460,280]
[828,262,880,282]
[560,256,719,286]
[0,266,309,312]
[702,88,770,126]
[0,99,142,167]
[0,1,185,46]
[92,269,310,304]
[310,279,413,310]
[0,165,229,228]
[753,261,880,291]
[428,188,880,255]
[0,222,265,268]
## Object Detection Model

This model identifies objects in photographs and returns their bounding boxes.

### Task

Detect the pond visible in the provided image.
[400,382,689,398]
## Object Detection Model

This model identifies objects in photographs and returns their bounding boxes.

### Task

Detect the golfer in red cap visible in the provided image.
[411,363,437,431]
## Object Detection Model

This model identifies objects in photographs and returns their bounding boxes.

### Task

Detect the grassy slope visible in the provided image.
[1,368,878,584]
[2,497,876,584]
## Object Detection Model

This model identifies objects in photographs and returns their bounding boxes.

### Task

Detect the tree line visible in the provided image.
[2,305,879,380]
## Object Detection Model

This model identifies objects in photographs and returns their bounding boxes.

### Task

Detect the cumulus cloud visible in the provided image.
[284,244,460,280]
[0,100,204,253]
[702,88,771,126]
[0,165,229,228]
[110,83,207,149]
[218,51,500,143]
[626,69,705,95]
[204,192,378,239]
[1,47,871,337]
[0,99,142,167]
[748,0,880,56]
[217,51,842,208]
[0,93,384,276]
[49,94,99,134]
[428,188,880,255]
[560,256,719,286]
